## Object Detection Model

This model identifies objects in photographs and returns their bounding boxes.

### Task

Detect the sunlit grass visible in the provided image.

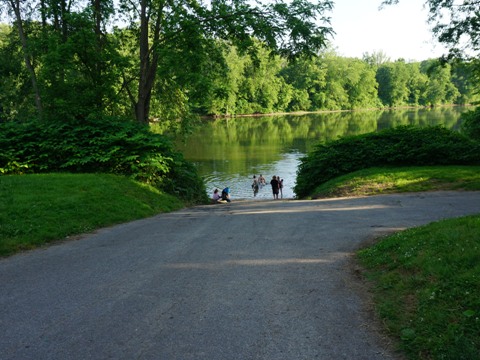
[313,165,480,358]
[311,166,480,198]
[357,216,480,359]
[0,173,183,257]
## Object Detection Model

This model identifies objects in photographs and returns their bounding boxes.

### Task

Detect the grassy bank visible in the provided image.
[2,169,480,360]
[311,165,480,198]
[331,166,480,359]
[0,173,184,257]
[357,216,480,359]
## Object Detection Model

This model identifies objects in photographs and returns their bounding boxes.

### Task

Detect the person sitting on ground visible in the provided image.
[212,188,222,203]
[221,187,231,202]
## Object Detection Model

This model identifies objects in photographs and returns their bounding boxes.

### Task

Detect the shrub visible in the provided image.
[461,106,480,141]
[294,126,480,198]
[0,116,208,204]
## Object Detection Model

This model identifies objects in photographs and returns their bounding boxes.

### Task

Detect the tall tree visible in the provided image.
[376,60,410,107]
[3,0,43,116]
[280,56,327,111]
[381,0,480,59]
[118,0,334,123]
[1,0,121,121]
[421,60,460,106]
[362,50,390,68]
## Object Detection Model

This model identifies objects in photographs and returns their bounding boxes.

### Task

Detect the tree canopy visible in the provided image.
[1,1,479,125]
[0,0,334,124]
[381,0,480,60]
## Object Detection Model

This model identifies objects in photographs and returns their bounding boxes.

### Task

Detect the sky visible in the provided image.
[330,0,448,61]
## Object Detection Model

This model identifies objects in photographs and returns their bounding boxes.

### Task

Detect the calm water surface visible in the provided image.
[175,107,468,200]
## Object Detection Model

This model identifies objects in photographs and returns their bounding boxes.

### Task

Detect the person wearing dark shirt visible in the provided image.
[270,176,279,200]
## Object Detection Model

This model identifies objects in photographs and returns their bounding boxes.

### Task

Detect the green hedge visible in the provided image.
[0,116,207,204]
[294,126,480,198]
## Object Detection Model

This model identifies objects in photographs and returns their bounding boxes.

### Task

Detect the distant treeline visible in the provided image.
[194,46,479,116]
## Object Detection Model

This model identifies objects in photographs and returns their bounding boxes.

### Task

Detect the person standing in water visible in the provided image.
[252,175,259,197]
[277,176,284,198]
[270,176,279,200]
[258,174,266,187]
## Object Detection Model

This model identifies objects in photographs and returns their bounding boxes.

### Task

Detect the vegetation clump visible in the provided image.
[0,116,208,204]
[294,126,480,198]
[357,215,480,359]
[461,107,480,142]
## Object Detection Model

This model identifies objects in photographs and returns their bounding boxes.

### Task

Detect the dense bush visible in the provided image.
[0,116,208,204]
[294,126,480,198]
[461,106,480,141]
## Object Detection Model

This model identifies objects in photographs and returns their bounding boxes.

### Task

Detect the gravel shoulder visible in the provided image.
[1,191,480,360]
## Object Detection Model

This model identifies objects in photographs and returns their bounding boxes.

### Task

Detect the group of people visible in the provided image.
[252,174,283,199]
[212,187,231,203]
[251,174,266,197]
[211,174,284,204]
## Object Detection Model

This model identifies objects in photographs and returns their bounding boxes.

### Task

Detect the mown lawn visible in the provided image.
[357,215,480,359]
[302,164,480,359]
[311,165,480,198]
[2,168,480,359]
[0,173,184,257]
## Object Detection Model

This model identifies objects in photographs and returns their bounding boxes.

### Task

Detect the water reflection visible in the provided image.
[176,107,468,200]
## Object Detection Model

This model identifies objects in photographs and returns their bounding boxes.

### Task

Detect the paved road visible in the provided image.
[2,191,480,360]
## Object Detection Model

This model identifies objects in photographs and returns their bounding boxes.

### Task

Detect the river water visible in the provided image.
[175,107,469,200]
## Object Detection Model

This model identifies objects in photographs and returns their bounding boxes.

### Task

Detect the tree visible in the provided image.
[118,0,334,123]
[451,60,480,104]
[1,0,123,122]
[376,61,410,107]
[343,58,379,109]
[280,56,327,111]
[405,62,428,105]
[421,60,460,106]
[0,24,31,121]
[2,0,43,116]
[362,50,391,67]
[235,45,292,114]
[381,0,480,60]
[2,0,333,124]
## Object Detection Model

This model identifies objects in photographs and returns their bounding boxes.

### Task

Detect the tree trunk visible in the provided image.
[136,0,150,123]
[8,0,43,117]
[135,0,162,124]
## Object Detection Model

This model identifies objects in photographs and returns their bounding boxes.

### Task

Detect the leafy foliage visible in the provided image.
[461,106,480,141]
[2,1,478,125]
[294,126,480,198]
[0,117,208,203]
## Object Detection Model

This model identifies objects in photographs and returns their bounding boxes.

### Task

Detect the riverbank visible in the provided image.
[0,173,184,257]
[3,167,480,257]
[199,104,471,120]
[356,211,480,359]
[2,191,480,359]
[2,172,480,359]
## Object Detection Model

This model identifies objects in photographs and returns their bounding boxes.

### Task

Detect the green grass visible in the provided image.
[0,173,184,257]
[3,168,480,360]
[311,165,480,198]
[308,165,480,359]
[357,216,480,359]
